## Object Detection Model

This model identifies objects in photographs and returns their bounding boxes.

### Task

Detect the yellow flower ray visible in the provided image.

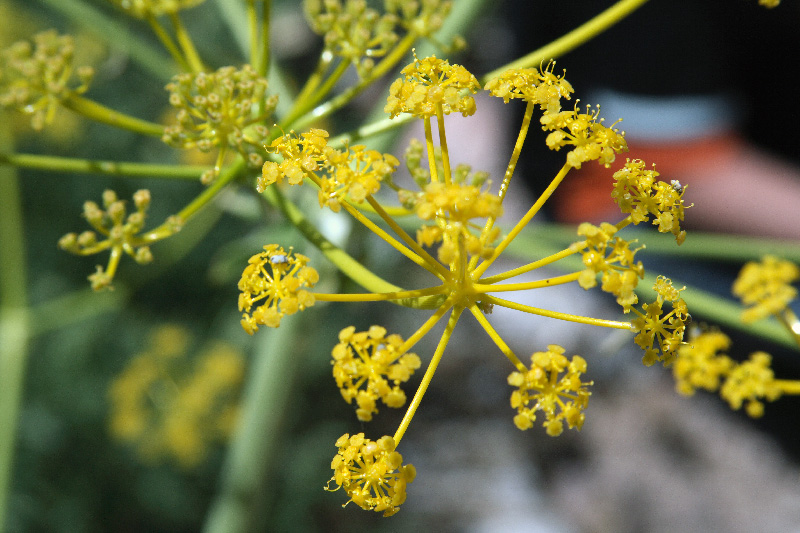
[474,162,572,278]
[485,294,634,330]
[479,246,580,285]
[474,271,582,293]
[467,304,526,372]
[312,286,445,303]
[393,306,463,445]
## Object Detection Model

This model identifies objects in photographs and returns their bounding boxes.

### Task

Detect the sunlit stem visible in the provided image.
[286,52,334,122]
[365,196,449,278]
[145,13,189,71]
[397,302,453,355]
[338,196,445,280]
[615,216,633,231]
[774,379,800,395]
[394,306,463,445]
[306,59,351,110]
[169,12,205,73]
[435,105,452,185]
[0,152,206,179]
[312,285,445,303]
[480,0,650,83]
[474,162,571,278]
[468,305,526,371]
[474,271,582,293]
[479,246,580,284]
[62,94,164,137]
[247,0,259,71]
[423,117,439,183]
[486,294,634,330]
[779,307,800,349]
[104,245,123,279]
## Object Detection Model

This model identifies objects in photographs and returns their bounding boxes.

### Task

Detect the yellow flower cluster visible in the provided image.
[415,181,503,263]
[540,104,628,169]
[574,222,644,312]
[238,245,320,334]
[163,65,278,183]
[611,159,688,244]
[385,54,480,119]
[107,0,207,18]
[0,30,94,130]
[484,62,574,114]
[331,326,422,422]
[260,129,400,212]
[327,433,416,516]
[507,345,592,437]
[675,331,784,418]
[732,255,799,323]
[108,325,244,469]
[632,276,689,366]
[759,0,780,7]
[58,189,156,291]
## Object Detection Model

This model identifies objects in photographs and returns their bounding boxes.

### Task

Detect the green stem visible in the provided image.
[0,119,30,532]
[481,0,650,83]
[202,313,304,533]
[146,13,190,72]
[258,0,271,76]
[0,152,205,179]
[169,12,206,73]
[62,94,164,136]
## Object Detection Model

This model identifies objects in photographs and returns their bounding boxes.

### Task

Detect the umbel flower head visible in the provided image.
[58,189,164,291]
[0,30,94,130]
[246,56,694,516]
[108,324,245,469]
[238,245,320,334]
[732,255,800,323]
[332,326,422,421]
[163,65,278,183]
[326,433,416,517]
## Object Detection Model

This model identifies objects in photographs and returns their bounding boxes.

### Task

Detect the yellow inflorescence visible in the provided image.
[574,222,644,312]
[732,255,800,323]
[540,104,628,169]
[673,330,733,396]
[0,30,94,130]
[507,345,592,437]
[238,245,319,334]
[327,433,416,517]
[719,351,781,418]
[261,129,400,212]
[331,326,421,422]
[415,181,502,263]
[108,325,245,469]
[611,159,688,244]
[484,63,574,114]
[384,54,480,119]
[632,276,689,366]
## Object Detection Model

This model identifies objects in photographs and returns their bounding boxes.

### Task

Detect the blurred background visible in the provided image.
[3,0,800,532]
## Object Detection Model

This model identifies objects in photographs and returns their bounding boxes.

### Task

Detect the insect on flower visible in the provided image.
[270,254,288,264]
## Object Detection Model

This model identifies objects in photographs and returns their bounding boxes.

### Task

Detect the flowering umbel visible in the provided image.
[243,56,694,515]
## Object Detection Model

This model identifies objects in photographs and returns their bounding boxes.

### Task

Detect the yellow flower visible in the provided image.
[484,62,574,114]
[720,351,781,418]
[238,245,319,334]
[327,433,416,517]
[332,326,421,422]
[632,276,689,366]
[673,330,733,396]
[384,54,480,119]
[540,103,627,169]
[574,222,644,312]
[507,345,592,436]
[611,159,688,244]
[732,255,799,323]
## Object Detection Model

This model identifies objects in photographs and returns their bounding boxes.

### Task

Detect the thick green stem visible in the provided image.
[169,12,206,73]
[62,94,165,136]
[0,152,205,179]
[0,121,29,532]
